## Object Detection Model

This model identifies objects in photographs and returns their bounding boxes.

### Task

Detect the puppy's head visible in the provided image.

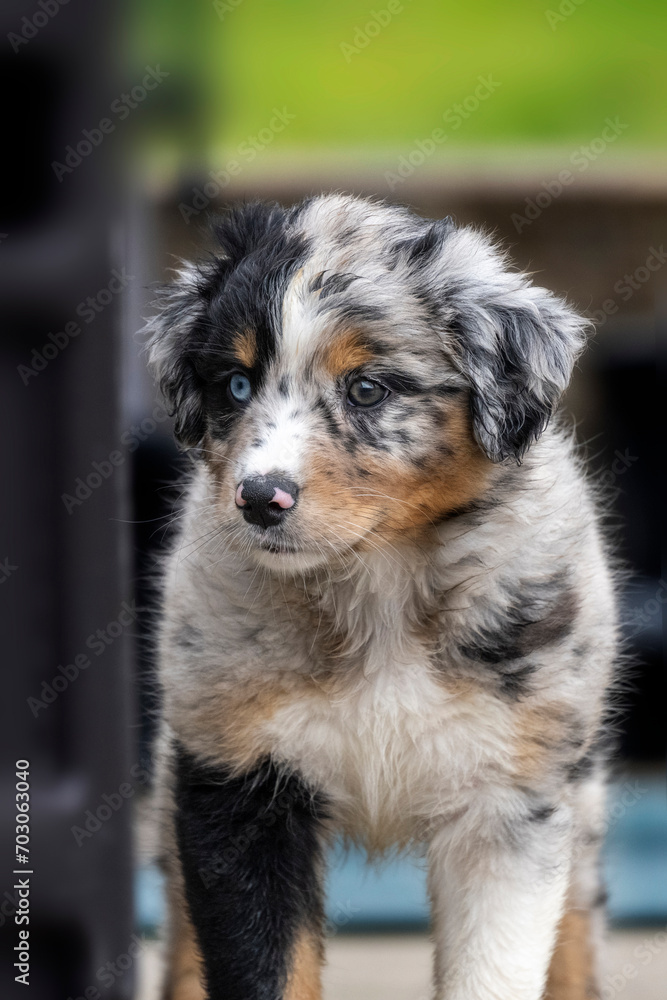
[147,195,587,571]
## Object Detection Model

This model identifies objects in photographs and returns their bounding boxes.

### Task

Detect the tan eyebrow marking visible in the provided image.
[318,329,375,378]
[232,329,257,368]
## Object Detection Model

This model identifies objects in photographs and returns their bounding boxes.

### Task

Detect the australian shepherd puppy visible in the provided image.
[147,194,618,1000]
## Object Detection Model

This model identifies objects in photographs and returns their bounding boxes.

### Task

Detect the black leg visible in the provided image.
[174,746,327,1000]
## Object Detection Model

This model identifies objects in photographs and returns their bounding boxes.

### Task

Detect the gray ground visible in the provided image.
[137,929,667,1000]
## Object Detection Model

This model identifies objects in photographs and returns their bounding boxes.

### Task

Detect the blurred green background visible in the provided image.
[128,0,666,173]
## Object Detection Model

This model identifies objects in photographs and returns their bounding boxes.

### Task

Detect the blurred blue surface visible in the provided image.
[136,774,667,933]
[603,775,667,923]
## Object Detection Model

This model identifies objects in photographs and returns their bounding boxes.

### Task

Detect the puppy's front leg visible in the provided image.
[174,746,327,1000]
[428,799,573,1000]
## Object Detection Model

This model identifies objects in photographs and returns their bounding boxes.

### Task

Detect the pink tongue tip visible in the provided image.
[272,487,295,509]
[235,483,246,507]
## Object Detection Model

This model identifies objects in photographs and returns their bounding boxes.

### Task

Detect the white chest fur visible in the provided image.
[264,651,513,849]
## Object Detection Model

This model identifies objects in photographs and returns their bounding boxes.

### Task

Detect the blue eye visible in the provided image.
[228,373,252,405]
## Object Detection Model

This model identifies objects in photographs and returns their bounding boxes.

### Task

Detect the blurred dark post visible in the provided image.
[0,3,134,999]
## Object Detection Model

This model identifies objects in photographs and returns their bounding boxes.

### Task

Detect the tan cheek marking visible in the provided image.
[318,329,375,379]
[284,929,324,1000]
[191,685,295,772]
[546,909,597,1000]
[357,401,493,539]
[293,401,491,547]
[305,452,380,545]
[232,328,257,368]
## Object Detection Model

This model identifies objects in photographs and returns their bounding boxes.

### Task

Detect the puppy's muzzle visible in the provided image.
[235,475,298,529]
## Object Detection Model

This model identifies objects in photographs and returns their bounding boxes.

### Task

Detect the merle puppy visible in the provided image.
[147,194,617,1000]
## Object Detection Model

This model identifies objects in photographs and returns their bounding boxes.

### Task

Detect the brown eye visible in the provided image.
[347,378,389,408]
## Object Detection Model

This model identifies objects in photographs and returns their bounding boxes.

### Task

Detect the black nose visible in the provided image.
[235,475,299,529]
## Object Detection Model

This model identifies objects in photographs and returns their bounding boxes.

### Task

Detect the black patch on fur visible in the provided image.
[174,747,327,1000]
[565,725,614,782]
[380,372,427,396]
[359,335,394,358]
[175,623,204,650]
[321,302,386,325]
[348,410,390,451]
[458,574,578,697]
[433,382,466,398]
[390,219,452,267]
[436,494,503,524]
[318,272,359,299]
[315,396,341,439]
[334,226,359,249]
[497,662,539,699]
[152,202,310,445]
[527,802,557,822]
[448,300,584,463]
[566,751,597,782]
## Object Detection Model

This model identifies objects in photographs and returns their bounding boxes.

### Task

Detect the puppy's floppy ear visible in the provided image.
[438,229,589,463]
[144,264,207,448]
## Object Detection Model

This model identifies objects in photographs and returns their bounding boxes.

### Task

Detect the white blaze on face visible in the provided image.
[236,393,312,485]
[279,264,335,368]
[280,269,312,367]
[234,270,328,485]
